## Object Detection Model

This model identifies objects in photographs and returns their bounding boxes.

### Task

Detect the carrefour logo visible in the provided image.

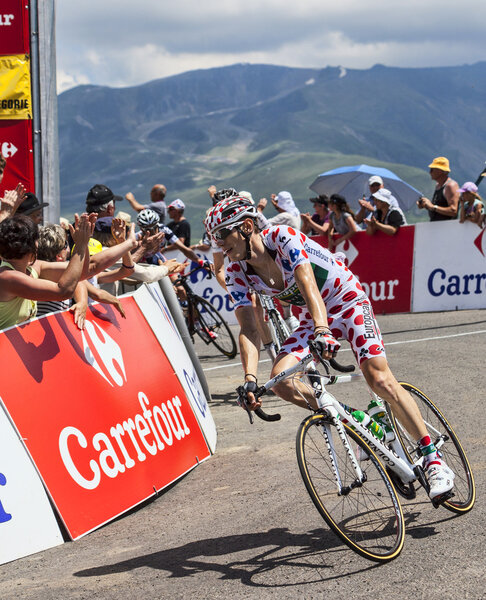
[81,320,127,387]
[183,368,207,416]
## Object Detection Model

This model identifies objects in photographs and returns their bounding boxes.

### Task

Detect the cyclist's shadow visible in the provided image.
[74,527,379,586]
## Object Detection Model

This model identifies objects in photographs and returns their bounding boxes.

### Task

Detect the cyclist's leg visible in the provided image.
[360,357,427,441]
[270,316,320,409]
[338,299,454,499]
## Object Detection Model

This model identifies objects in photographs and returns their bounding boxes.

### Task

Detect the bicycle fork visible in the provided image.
[317,391,366,495]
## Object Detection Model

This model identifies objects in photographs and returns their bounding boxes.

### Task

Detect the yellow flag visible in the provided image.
[0,55,32,120]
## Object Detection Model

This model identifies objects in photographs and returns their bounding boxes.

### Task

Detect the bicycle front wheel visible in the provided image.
[392,383,475,514]
[193,296,237,359]
[296,413,405,563]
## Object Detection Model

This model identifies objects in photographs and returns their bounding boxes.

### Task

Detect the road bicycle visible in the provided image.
[175,266,237,359]
[257,293,293,360]
[236,346,475,563]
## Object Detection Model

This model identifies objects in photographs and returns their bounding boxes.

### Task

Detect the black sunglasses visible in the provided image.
[213,226,239,241]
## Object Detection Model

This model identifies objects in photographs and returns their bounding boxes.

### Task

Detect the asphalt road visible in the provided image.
[1,309,486,600]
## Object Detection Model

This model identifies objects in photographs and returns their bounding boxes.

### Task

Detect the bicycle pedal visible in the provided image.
[431,490,454,509]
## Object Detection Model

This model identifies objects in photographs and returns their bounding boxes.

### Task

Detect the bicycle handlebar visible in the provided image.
[236,347,354,425]
[177,263,213,282]
[329,358,355,373]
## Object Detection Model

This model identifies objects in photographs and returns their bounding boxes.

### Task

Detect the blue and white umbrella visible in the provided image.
[309,164,422,211]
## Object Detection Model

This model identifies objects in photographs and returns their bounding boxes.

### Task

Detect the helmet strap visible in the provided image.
[236,226,252,260]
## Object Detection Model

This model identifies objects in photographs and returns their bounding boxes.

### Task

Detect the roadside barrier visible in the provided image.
[0,283,215,563]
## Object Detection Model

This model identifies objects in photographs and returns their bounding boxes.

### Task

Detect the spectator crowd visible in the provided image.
[0,151,483,334]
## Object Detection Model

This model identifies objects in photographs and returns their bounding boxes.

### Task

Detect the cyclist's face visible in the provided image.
[216,225,246,260]
[141,225,159,236]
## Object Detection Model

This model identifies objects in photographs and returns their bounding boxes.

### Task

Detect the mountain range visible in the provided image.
[58,62,486,236]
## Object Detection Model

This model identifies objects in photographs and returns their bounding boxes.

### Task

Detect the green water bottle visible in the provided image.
[351,410,385,441]
[367,399,395,442]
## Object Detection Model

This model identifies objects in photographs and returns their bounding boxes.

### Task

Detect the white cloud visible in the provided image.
[55,0,486,91]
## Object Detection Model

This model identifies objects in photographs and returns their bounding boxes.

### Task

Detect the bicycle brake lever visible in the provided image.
[236,386,255,424]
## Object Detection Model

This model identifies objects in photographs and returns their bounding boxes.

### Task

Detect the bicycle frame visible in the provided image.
[261,353,419,485]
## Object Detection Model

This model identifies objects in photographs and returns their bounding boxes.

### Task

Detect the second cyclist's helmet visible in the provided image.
[204,196,258,237]
[212,187,238,205]
[137,208,160,229]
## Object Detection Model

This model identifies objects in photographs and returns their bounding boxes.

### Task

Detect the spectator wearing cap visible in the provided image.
[125,184,167,223]
[355,175,400,226]
[365,189,407,237]
[417,157,459,221]
[257,191,301,230]
[301,195,330,236]
[85,184,122,218]
[16,192,49,225]
[458,182,484,228]
[162,199,191,253]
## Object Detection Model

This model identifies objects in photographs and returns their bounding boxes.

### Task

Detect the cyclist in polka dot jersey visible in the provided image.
[226,225,385,366]
[205,197,455,502]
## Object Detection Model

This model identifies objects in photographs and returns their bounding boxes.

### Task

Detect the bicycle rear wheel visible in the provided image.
[269,309,290,351]
[193,296,237,359]
[391,383,475,514]
[296,413,405,562]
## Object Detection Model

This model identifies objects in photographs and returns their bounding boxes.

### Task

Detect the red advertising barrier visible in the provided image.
[0,1,30,55]
[0,119,34,192]
[0,298,210,539]
[312,226,414,313]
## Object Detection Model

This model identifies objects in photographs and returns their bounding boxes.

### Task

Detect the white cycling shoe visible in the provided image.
[425,461,455,500]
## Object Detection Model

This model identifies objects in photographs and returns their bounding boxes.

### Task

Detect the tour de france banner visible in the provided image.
[0,1,31,56]
[0,297,210,540]
[309,227,414,314]
[0,55,32,120]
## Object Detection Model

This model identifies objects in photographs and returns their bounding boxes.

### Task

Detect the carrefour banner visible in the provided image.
[0,1,30,55]
[0,405,64,565]
[412,220,486,311]
[311,227,414,314]
[0,119,34,192]
[0,55,32,119]
[0,298,210,540]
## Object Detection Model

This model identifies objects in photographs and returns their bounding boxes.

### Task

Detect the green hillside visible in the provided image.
[58,62,486,237]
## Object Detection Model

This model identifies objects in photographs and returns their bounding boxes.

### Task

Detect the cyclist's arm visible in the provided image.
[213,250,227,291]
[236,305,262,409]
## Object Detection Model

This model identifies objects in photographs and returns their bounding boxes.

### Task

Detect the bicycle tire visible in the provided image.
[193,296,237,359]
[296,413,405,562]
[391,383,475,514]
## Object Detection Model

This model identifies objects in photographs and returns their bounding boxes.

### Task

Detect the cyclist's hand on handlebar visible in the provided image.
[198,259,214,273]
[313,329,340,360]
[238,381,262,412]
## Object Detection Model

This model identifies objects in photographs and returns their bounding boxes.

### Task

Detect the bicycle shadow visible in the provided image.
[74,527,379,586]
[401,501,458,540]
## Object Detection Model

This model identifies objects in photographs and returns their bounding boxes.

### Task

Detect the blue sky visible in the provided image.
[55,0,486,92]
